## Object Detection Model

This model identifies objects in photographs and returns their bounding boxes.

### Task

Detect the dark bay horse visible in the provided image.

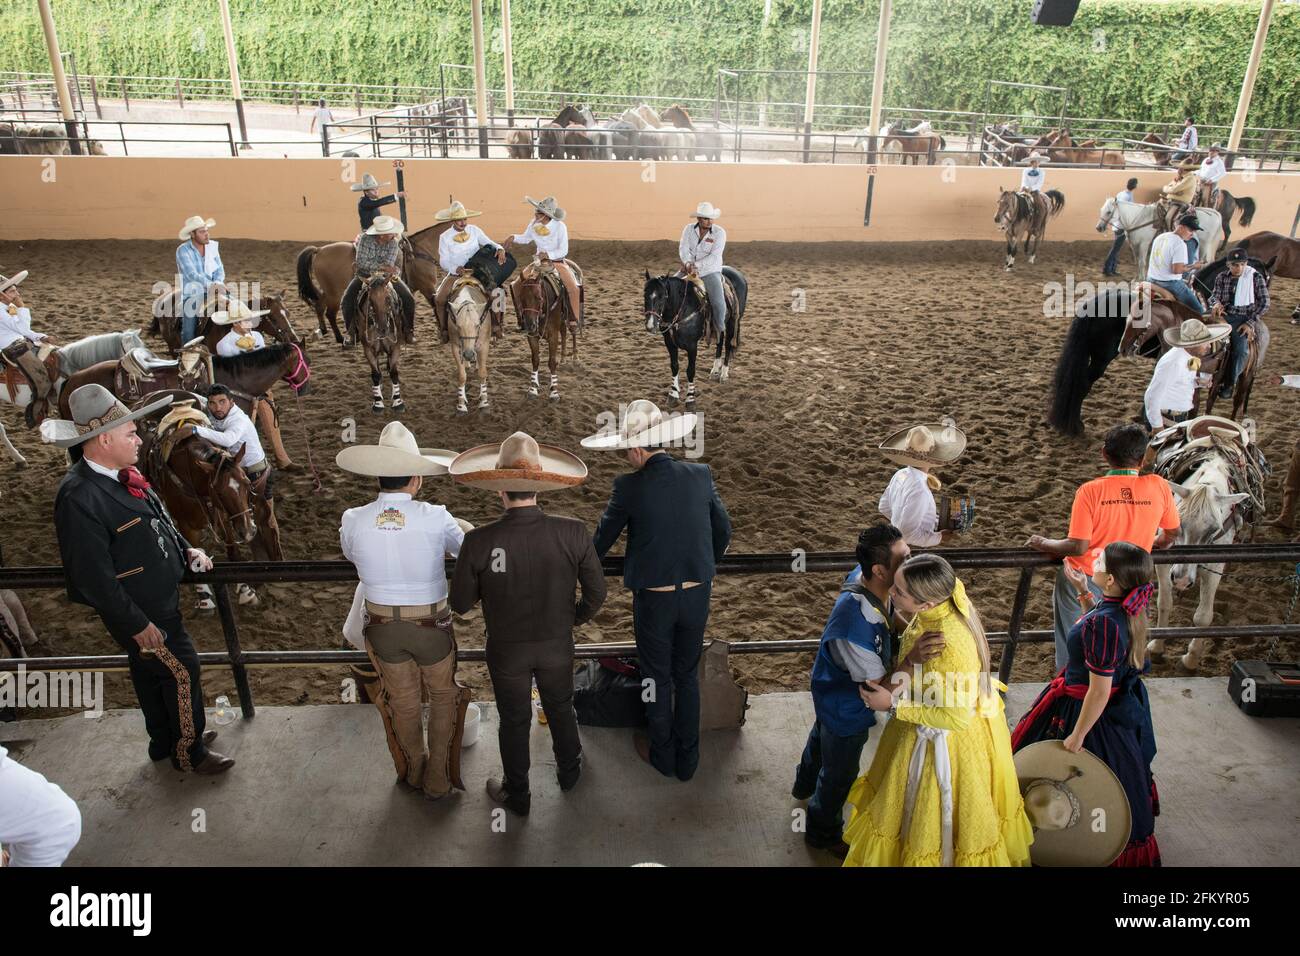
[642,268,748,407]
[150,291,301,354]
[354,274,406,414]
[995,187,1065,270]
[511,267,574,400]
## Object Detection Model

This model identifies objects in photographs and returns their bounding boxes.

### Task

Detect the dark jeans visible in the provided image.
[1104,231,1126,274]
[486,638,582,796]
[117,616,210,770]
[795,719,870,846]
[1221,313,1255,390]
[632,582,712,781]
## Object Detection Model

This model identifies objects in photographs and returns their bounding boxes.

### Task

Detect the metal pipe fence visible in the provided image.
[2,545,1297,719]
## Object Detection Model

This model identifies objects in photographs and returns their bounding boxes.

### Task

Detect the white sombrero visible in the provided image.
[179,215,216,240]
[350,173,391,192]
[1014,740,1133,867]
[43,384,172,448]
[580,399,698,451]
[435,200,482,222]
[450,431,587,492]
[1162,318,1231,349]
[365,214,404,236]
[877,420,967,469]
[0,270,28,295]
[525,195,565,221]
[335,422,457,477]
[210,300,270,327]
[693,202,721,220]
[1026,152,1046,164]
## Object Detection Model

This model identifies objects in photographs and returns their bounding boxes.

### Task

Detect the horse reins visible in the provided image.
[163,443,250,550]
[645,278,697,340]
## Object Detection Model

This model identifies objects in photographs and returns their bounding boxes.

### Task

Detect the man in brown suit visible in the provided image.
[449,432,606,816]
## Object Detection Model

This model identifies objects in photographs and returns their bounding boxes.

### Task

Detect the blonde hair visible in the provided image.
[897,554,993,697]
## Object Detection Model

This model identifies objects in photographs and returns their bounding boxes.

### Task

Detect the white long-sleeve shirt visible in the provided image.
[512,218,568,260]
[1197,156,1226,184]
[679,223,726,276]
[878,466,941,548]
[1020,166,1045,192]
[0,304,45,351]
[192,404,266,470]
[438,224,495,274]
[340,492,465,606]
[1144,347,1198,428]
[215,328,265,358]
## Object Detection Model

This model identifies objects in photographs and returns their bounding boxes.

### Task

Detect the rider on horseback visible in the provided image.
[1018,152,1046,193]
[1158,159,1199,232]
[343,215,417,347]
[1149,213,1207,315]
[434,200,504,345]
[678,202,727,342]
[351,173,405,232]
[502,196,582,332]
[211,300,271,357]
[176,215,227,345]
[1194,144,1227,210]
[0,269,58,424]
[1208,247,1270,401]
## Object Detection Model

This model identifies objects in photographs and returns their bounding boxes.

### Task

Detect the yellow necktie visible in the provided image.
[453,231,470,243]
[534,224,550,237]
[236,335,256,350]
[1187,357,1201,373]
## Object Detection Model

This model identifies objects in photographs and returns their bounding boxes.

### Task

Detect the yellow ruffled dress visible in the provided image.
[842,579,1033,867]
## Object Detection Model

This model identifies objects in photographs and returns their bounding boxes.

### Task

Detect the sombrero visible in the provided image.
[179,215,216,240]
[366,214,404,237]
[1014,740,1133,867]
[580,399,698,451]
[450,431,588,492]
[0,270,28,295]
[435,200,482,222]
[1026,151,1047,164]
[210,300,270,326]
[43,384,171,449]
[1162,318,1231,349]
[693,201,721,220]
[335,422,457,477]
[1177,157,1201,171]
[877,420,967,469]
[525,196,565,221]
[349,173,391,192]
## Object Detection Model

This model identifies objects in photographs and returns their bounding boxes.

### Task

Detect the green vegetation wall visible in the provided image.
[2,0,1297,128]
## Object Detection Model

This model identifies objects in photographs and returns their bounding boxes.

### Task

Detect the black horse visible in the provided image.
[1046,255,1275,436]
[642,267,748,407]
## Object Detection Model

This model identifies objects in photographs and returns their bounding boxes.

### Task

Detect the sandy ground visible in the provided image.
[1,236,1297,714]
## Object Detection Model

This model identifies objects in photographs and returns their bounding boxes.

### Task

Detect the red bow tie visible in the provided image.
[117,466,151,500]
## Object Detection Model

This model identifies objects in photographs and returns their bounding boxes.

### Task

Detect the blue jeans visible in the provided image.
[1104,231,1126,274]
[1052,564,1103,673]
[701,271,726,337]
[1222,313,1254,390]
[795,719,870,846]
[1152,277,1204,315]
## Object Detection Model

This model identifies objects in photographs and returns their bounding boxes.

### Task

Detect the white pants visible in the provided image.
[0,751,82,866]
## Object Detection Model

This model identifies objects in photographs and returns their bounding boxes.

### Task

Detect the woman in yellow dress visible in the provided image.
[843,554,1033,867]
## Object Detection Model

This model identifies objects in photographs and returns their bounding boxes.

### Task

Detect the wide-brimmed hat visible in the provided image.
[450,431,588,492]
[580,399,698,451]
[1014,740,1132,867]
[366,214,404,236]
[1026,151,1047,164]
[1162,318,1231,349]
[349,173,391,192]
[46,384,171,449]
[435,200,482,222]
[179,215,216,240]
[0,270,28,295]
[335,422,457,477]
[210,300,270,326]
[525,195,565,221]
[693,201,721,220]
[1208,143,1223,153]
[1177,157,1201,171]
[877,421,967,469]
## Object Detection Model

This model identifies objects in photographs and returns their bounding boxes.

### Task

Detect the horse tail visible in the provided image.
[1046,189,1066,217]
[1047,312,1095,437]
[1236,196,1256,226]
[296,246,321,307]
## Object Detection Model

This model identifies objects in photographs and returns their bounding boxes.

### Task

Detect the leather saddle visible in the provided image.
[686,275,740,348]
[115,345,210,402]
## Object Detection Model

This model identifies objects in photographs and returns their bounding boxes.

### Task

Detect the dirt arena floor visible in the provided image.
[2,236,1297,713]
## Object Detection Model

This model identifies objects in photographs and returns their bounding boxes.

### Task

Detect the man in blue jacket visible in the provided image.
[585,400,731,781]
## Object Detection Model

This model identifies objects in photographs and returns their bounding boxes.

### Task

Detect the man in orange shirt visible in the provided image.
[1027,423,1180,670]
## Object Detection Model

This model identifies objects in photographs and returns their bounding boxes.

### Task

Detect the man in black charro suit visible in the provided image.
[50,385,235,775]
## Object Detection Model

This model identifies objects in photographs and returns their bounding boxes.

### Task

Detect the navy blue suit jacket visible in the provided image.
[593,453,731,590]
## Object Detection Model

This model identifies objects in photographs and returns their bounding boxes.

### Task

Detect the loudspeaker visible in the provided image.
[1031,0,1081,26]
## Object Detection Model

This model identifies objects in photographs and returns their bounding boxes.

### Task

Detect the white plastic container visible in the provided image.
[462,702,481,748]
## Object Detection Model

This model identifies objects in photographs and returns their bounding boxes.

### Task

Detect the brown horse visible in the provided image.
[151,290,301,354]
[1117,295,1240,419]
[1234,231,1300,323]
[297,223,452,344]
[1043,130,1124,167]
[510,267,574,400]
[994,187,1065,270]
[354,274,407,415]
[1143,132,1173,166]
[881,121,945,165]
[661,104,722,162]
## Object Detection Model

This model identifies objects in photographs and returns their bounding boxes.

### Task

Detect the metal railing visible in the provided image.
[2,545,1297,719]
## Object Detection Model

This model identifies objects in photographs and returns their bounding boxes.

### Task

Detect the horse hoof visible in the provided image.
[456,406,468,415]
[1179,654,1201,672]
[391,403,407,416]
[371,405,385,416]
[720,367,730,383]
[549,391,560,401]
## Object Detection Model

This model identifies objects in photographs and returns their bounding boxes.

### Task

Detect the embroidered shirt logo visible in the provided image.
[376,507,406,530]
[1121,487,1133,501]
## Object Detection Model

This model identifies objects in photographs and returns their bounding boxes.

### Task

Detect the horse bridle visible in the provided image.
[644,278,698,338]
[162,443,252,550]
[450,286,489,347]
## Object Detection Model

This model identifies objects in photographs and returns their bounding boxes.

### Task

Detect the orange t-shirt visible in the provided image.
[1065,473,1180,574]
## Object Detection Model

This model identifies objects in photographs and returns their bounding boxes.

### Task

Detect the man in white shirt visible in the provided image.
[1147,213,1206,315]
[1195,144,1227,208]
[1103,177,1140,276]
[0,744,82,867]
[503,195,582,330]
[433,200,505,345]
[0,269,57,424]
[209,301,269,357]
[679,201,728,339]
[1019,152,1046,193]
[308,98,334,135]
[1171,116,1198,164]
[1143,319,1230,429]
[337,422,472,800]
[876,422,968,547]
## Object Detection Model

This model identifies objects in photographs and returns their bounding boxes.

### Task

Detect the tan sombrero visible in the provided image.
[335,422,457,478]
[1015,740,1133,867]
[693,201,721,220]
[365,214,404,237]
[0,270,28,295]
[525,196,565,221]
[350,172,391,192]
[580,399,698,451]
[877,420,967,469]
[1162,318,1231,349]
[1177,157,1201,171]
[43,384,172,449]
[179,215,216,240]
[435,200,482,222]
[210,300,270,326]
[450,431,587,492]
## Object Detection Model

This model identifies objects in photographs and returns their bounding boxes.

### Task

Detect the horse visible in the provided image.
[1046,285,1136,437]
[1146,423,1266,670]
[1194,187,1256,244]
[0,588,37,659]
[632,104,692,161]
[446,279,496,413]
[994,187,1065,270]
[297,222,451,344]
[511,263,575,400]
[1233,232,1300,323]
[506,125,534,159]
[1142,132,1173,166]
[619,108,665,160]
[642,268,748,407]
[1094,197,1223,279]
[661,104,722,162]
[353,274,407,415]
[881,120,945,165]
[1196,255,1275,420]
[150,289,302,354]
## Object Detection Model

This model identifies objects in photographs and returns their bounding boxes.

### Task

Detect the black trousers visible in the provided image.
[114,615,209,770]
[485,638,581,796]
[632,582,712,781]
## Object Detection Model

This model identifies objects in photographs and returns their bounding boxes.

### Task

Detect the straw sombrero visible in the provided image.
[350,173,391,192]
[366,214,404,237]
[179,215,216,240]
[1177,157,1201,171]
[210,300,270,327]
[580,399,698,451]
[0,270,28,295]
[435,200,482,222]
[525,196,565,221]
[1014,740,1133,867]
[1026,151,1047,164]
[1162,318,1231,349]
[450,431,587,492]
[43,384,171,449]
[877,421,967,469]
[335,422,457,477]
[693,201,721,220]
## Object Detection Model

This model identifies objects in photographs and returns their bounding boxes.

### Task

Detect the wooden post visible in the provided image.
[89,75,101,118]
[867,0,892,165]
[1227,0,1277,153]
[218,0,251,149]
[471,0,489,158]
[801,0,823,135]
[36,0,82,154]
[501,0,515,114]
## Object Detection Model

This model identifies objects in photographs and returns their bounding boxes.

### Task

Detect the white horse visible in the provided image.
[631,104,692,160]
[1148,452,1252,670]
[447,283,494,413]
[1095,198,1223,280]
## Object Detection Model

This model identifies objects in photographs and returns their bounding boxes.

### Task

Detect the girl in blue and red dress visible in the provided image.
[1012,541,1161,866]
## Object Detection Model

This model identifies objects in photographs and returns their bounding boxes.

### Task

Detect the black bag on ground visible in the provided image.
[1228,660,1300,717]
[466,246,516,291]
[574,657,647,728]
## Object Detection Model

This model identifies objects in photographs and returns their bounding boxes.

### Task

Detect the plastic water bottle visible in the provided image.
[532,679,547,725]
[212,694,235,725]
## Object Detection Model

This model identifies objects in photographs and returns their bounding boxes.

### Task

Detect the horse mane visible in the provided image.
[211,342,293,372]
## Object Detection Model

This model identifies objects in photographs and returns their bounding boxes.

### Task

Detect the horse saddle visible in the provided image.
[1151,416,1267,525]
[116,346,209,401]
[1129,282,1204,328]
[1151,414,1250,455]
[156,402,210,462]
[690,275,741,347]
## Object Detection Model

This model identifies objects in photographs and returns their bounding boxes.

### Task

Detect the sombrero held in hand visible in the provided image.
[1014,740,1133,867]
[335,422,457,477]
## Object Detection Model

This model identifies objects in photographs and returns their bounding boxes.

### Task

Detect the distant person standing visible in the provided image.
[877,420,968,548]
[310,98,335,136]
[1103,177,1140,277]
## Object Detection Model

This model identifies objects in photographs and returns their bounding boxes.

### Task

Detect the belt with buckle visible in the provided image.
[246,460,270,476]
[364,599,448,625]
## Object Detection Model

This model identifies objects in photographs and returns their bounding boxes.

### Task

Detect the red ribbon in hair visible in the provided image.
[1122,582,1155,616]
[117,466,152,500]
